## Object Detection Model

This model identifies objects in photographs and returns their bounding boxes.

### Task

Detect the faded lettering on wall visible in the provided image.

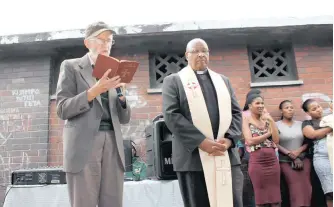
[12,89,42,107]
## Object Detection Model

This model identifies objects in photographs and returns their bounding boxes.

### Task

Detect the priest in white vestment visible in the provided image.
[162,38,243,207]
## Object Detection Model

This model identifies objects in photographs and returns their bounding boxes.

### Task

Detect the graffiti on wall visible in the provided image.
[0,88,40,139]
[0,152,30,184]
[0,88,42,188]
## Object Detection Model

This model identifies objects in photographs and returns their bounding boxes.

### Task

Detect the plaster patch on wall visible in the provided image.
[34,37,44,42]
[163,22,200,32]
[125,85,147,108]
[47,30,84,41]
[117,26,143,34]
[0,36,19,44]
[122,119,150,139]
[302,92,332,116]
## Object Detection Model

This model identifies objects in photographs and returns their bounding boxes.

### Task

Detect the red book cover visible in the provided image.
[92,54,139,83]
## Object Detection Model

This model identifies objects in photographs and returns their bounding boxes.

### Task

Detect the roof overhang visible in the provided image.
[0,16,332,57]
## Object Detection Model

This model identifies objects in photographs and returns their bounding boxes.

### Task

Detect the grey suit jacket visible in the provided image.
[56,54,131,173]
[162,73,242,172]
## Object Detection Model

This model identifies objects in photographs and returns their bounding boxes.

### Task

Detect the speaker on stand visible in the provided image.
[146,114,177,180]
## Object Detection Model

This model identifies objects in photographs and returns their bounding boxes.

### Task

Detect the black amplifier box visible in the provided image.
[11,167,66,185]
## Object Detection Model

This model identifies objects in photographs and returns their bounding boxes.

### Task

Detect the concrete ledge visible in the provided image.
[250,80,304,88]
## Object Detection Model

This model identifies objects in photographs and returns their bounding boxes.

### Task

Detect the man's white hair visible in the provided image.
[186,38,208,51]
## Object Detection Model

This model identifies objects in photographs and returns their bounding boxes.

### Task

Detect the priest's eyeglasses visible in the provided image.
[188,49,210,54]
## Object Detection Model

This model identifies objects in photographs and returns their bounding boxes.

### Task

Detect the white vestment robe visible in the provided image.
[178,66,234,207]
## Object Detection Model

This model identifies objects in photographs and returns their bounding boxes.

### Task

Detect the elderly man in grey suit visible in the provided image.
[162,38,243,207]
[56,21,131,207]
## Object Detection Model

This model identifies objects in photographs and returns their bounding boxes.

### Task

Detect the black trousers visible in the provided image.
[176,165,244,207]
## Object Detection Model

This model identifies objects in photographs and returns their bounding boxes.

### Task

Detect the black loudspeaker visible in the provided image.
[146,115,177,180]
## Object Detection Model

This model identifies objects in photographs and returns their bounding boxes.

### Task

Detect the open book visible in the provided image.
[92,54,139,83]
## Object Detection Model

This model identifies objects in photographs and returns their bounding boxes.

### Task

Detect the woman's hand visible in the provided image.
[290,149,302,158]
[287,152,297,160]
[293,158,304,170]
[262,112,274,123]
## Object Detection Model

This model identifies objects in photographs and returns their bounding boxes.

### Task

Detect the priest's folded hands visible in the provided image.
[199,138,232,156]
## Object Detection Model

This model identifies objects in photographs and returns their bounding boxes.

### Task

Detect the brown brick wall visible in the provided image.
[47,45,333,166]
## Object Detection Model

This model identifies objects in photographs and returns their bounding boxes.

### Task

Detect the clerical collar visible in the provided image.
[196,69,208,75]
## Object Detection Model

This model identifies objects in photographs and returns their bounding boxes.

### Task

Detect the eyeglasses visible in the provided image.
[90,38,115,45]
[188,49,209,54]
